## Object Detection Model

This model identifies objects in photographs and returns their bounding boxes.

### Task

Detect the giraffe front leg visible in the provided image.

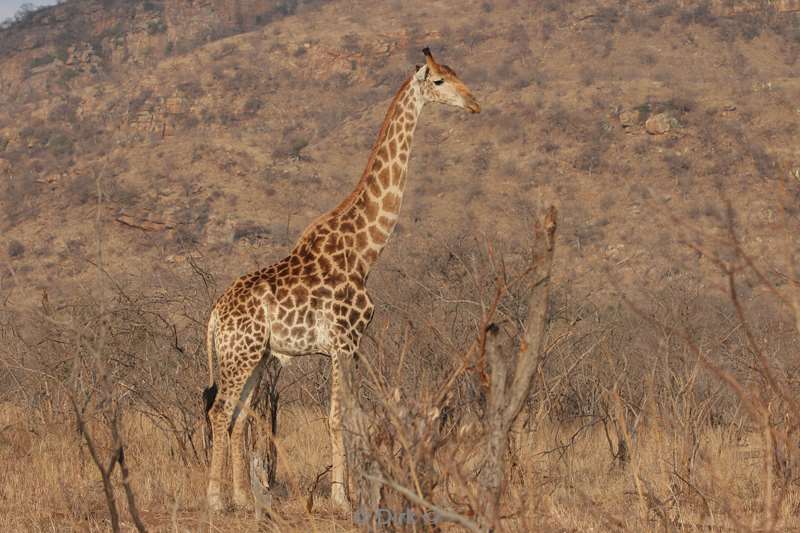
[329,351,350,511]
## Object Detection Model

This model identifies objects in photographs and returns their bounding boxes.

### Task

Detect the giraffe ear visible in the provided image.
[414,64,428,81]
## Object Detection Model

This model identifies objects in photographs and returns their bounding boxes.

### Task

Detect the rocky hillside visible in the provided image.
[1,0,799,312]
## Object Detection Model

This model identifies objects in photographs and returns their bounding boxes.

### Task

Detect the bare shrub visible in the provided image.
[128,89,153,115]
[243,96,263,115]
[233,222,271,243]
[7,239,25,258]
[47,98,80,123]
[663,153,691,176]
[340,33,361,54]
[750,145,778,178]
[472,140,495,174]
[2,174,39,226]
[593,6,621,33]
[272,133,310,160]
[579,66,595,86]
[677,2,717,28]
[177,80,204,99]
[66,173,96,205]
[46,131,74,157]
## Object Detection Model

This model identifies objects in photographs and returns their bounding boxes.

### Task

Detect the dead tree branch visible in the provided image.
[478,206,557,526]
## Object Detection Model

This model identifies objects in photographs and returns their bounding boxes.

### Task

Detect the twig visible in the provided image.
[306,464,332,512]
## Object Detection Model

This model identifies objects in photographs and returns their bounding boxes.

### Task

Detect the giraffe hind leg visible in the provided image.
[206,387,231,512]
[207,350,269,511]
[230,354,271,509]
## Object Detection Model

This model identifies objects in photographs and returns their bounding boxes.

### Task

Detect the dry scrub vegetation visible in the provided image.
[1,199,799,532]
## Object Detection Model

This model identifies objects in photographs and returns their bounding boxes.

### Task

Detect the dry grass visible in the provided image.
[515,419,800,531]
[3,405,799,531]
[1,220,796,531]
[0,404,347,532]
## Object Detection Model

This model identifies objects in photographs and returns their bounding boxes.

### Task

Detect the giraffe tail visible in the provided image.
[202,311,219,445]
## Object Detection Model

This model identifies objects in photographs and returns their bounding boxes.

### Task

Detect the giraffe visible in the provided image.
[203,47,480,512]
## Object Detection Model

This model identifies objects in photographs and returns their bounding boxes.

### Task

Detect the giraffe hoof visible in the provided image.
[233,495,252,511]
[331,491,350,512]
[208,494,225,513]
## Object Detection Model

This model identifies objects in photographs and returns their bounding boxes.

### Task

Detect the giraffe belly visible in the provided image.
[269,310,335,357]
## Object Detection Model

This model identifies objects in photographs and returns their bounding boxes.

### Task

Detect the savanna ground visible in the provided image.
[1,0,800,531]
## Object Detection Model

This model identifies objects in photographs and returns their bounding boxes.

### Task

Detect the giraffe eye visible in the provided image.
[433,79,444,85]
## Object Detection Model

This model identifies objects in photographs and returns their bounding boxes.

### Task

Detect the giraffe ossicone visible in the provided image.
[204,47,480,512]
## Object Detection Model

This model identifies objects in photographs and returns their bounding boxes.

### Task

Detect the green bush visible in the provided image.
[29,54,55,69]
[146,19,166,35]
[60,69,80,83]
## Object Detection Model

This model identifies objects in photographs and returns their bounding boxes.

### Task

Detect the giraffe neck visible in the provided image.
[346,76,423,267]
[292,75,425,275]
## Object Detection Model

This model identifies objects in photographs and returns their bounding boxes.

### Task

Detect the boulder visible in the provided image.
[619,110,638,128]
[645,112,673,135]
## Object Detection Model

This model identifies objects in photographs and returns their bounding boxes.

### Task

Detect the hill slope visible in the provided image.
[0,0,798,309]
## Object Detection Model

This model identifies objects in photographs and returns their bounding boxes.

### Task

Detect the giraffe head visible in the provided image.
[415,47,480,113]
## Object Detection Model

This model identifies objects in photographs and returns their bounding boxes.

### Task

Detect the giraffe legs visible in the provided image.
[329,351,351,510]
[231,384,257,508]
[207,394,231,512]
[206,351,269,512]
